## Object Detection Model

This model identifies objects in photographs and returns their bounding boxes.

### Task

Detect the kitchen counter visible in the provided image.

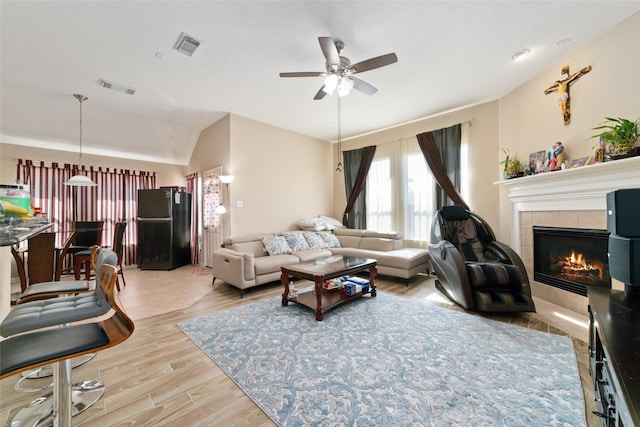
[0,218,53,323]
[0,218,53,246]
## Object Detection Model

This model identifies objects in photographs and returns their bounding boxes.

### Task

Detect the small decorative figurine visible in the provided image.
[552,142,565,168]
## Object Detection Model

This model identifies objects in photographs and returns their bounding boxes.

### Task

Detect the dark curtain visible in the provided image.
[342,145,376,228]
[417,124,469,210]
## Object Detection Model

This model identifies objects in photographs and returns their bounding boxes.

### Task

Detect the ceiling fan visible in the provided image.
[279,37,398,100]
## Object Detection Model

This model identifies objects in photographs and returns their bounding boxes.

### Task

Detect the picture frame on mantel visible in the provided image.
[568,156,592,168]
[529,150,546,172]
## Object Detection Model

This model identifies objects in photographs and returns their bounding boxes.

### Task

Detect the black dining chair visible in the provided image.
[64,220,104,277]
[74,222,127,290]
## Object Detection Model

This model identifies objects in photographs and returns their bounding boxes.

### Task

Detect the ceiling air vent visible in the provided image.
[174,32,201,56]
[99,79,136,95]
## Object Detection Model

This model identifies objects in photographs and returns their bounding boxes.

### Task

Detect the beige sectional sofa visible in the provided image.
[211,229,431,297]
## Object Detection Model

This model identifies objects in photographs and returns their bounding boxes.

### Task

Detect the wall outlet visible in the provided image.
[236,200,244,208]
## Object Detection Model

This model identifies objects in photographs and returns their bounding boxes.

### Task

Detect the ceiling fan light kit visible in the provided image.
[280,36,397,100]
[337,77,354,97]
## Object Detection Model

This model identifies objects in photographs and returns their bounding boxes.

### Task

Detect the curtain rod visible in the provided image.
[390,119,475,145]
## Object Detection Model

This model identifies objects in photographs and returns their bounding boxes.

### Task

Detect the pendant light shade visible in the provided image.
[65,174,97,186]
[65,94,97,187]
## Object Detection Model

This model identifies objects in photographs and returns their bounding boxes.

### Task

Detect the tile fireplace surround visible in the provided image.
[497,156,640,321]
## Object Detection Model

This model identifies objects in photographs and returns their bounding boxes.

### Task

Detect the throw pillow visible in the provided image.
[319,231,341,248]
[283,232,311,252]
[303,231,328,249]
[261,235,292,256]
[297,217,326,231]
[318,216,346,230]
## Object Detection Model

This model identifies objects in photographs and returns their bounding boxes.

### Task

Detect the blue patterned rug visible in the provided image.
[178,293,585,426]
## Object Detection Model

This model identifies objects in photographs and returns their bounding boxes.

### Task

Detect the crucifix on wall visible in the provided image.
[544,65,592,125]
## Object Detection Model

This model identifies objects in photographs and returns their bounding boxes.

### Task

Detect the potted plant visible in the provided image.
[591,117,639,159]
[500,149,524,179]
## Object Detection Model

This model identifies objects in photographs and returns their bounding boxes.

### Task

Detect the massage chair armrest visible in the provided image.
[428,240,474,307]
[429,240,463,265]
[489,241,530,284]
[213,248,256,282]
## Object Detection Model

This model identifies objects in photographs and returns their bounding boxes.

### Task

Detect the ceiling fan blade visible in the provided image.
[349,53,398,74]
[318,37,340,69]
[280,71,326,78]
[352,77,378,96]
[313,86,328,100]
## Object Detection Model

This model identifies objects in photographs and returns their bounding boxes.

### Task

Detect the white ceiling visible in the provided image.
[2,1,638,165]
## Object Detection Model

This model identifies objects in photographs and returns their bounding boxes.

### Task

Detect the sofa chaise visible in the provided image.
[212,229,431,297]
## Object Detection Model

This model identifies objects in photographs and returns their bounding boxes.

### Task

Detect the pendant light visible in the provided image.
[65,94,97,186]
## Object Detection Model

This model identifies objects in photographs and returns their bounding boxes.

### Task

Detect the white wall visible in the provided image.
[227,114,333,234]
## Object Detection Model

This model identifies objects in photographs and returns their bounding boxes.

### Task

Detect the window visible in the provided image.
[366,139,434,248]
[366,157,392,232]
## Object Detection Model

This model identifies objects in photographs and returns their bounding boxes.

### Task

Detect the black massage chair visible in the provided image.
[429,205,536,313]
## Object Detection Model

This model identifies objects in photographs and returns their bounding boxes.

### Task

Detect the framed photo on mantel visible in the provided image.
[568,156,592,169]
[529,150,546,172]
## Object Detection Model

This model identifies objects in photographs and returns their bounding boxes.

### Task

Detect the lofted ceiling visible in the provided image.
[1,1,638,165]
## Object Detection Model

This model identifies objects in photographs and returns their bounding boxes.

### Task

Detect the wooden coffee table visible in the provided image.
[281,256,377,321]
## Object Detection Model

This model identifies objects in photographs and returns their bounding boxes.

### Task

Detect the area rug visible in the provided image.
[178,293,585,426]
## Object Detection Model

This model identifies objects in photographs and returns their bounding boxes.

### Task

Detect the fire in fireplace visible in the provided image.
[533,226,611,296]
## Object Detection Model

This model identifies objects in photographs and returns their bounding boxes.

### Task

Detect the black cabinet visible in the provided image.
[588,286,640,427]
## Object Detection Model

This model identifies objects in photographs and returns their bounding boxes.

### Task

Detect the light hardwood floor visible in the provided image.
[1,265,598,426]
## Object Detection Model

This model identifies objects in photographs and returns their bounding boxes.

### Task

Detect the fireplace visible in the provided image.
[533,226,611,297]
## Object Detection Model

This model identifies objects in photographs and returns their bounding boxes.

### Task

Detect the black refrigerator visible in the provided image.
[137,188,191,270]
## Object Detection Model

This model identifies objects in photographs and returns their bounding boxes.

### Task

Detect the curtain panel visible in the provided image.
[17,159,156,265]
[342,145,376,228]
[416,124,469,211]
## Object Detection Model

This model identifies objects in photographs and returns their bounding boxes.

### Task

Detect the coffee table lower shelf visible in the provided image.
[286,287,372,318]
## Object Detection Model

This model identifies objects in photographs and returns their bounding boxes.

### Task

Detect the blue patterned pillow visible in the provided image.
[283,232,311,252]
[261,235,292,256]
[303,232,328,249]
[319,231,341,248]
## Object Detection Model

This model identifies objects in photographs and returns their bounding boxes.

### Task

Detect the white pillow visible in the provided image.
[297,217,326,231]
[318,216,345,230]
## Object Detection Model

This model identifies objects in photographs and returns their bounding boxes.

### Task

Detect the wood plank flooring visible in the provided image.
[1,265,598,426]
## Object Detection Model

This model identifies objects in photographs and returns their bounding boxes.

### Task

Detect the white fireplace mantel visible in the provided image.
[496,156,640,251]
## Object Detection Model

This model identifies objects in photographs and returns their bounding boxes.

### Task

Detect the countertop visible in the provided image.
[0,218,53,246]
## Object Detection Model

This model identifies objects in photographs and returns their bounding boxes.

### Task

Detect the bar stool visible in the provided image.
[0,262,134,427]
[11,245,100,386]
[15,244,99,305]
[1,250,119,425]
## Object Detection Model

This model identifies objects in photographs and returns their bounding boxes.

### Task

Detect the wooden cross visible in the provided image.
[544,65,591,125]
